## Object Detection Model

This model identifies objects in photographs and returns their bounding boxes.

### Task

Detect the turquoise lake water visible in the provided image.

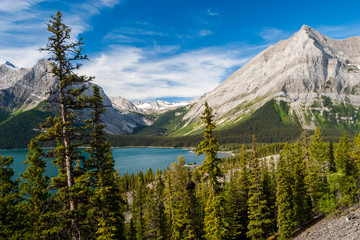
[0,147,228,179]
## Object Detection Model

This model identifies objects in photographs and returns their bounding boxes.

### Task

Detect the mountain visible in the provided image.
[0,60,151,136]
[110,96,141,113]
[133,100,190,114]
[150,25,360,137]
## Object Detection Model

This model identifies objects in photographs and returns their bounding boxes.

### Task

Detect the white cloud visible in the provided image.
[0,0,45,12]
[198,30,213,37]
[0,0,122,66]
[79,45,252,101]
[316,24,360,39]
[0,46,47,67]
[258,27,291,42]
[207,8,219,16]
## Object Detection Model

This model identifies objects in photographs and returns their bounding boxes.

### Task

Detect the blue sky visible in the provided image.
[2,0,360,102]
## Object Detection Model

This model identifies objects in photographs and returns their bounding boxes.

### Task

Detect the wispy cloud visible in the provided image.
[207,8,219,16]
[316,24,360,39]
[198,30,213,37]
[258,27,291,42]
[103,24,167,44]
[0,0,122,67]
[0,0,45,12]
[80,45,254,101]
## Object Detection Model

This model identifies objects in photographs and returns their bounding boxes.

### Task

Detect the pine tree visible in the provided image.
[197,102,227,239]
[165,156,201,239]
[335,131,351,175]
[237,144,251,239]
[144,172,167,240]
[38,11,93,239]
[328,141,336,173]
[292,142,312,227]
[276,143,294,240]
[19,138,50,239]
[307,127,328,209]
[132,171,147,240]
[246,136,272,240]
[197,102,222,192]
[224,169,244,239]
[85,85,125,240]
[0,155,21,239]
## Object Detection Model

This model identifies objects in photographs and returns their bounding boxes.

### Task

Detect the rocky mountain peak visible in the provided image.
[181,25,360,131]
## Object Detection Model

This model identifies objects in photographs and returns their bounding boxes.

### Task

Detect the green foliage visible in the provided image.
[0,155,22,239]
[0,110,52,149]
[19,138,50,239]
[319,172,358,214]
[165,157,202,239]
[307,127,329,209]
[247,137,273,240]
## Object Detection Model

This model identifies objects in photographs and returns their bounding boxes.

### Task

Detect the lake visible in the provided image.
[0,147,229,179]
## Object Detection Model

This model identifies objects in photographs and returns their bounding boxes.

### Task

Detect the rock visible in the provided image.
[182,25,360,130]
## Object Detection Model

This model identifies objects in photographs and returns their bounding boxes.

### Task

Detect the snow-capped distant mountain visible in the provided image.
[133,100,189,114]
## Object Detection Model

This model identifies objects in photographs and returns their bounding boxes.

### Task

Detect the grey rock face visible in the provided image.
[183,25,360,130]
[0,59,56,111]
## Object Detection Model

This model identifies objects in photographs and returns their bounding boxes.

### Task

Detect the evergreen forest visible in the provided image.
[2,11,360,240]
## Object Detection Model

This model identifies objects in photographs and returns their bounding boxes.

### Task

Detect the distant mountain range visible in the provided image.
[2,25,360,148]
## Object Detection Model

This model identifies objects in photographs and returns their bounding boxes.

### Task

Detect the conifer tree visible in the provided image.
[260,158,277,235]
[85,85,125,240]
[39,10,93,239]
[197,102,228,239]
[132,171,147,240]
[224,169,244,239]
[328,141,336,173]
[165,156,201,239]
[246,136,272,240]
[335,131,351,175]
[276,143,294,240]
[236,144,251,239]
[291,143,312,227]
[0,156,21,239]
[307,127,328,209]
[144,172,167,239]
[19,138,50,239]
[350,133,360,175]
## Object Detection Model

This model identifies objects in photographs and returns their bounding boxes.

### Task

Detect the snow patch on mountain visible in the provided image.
[133,100,190,113]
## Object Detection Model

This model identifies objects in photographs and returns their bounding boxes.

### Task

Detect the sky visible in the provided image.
[2,0,360,102]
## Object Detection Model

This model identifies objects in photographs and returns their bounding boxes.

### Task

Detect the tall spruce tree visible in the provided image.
[85,85,125,239]
[19,139,50,239]
[307,127,328,209]
[197,102,228,239]
[144,172,167,240]
[166,156,202,239]
[0,156,21,239]
[38,10,94,239]
[335,131,351,175]
[246,136,272,240]
[132,171,147,240]
[276,143,294,240]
